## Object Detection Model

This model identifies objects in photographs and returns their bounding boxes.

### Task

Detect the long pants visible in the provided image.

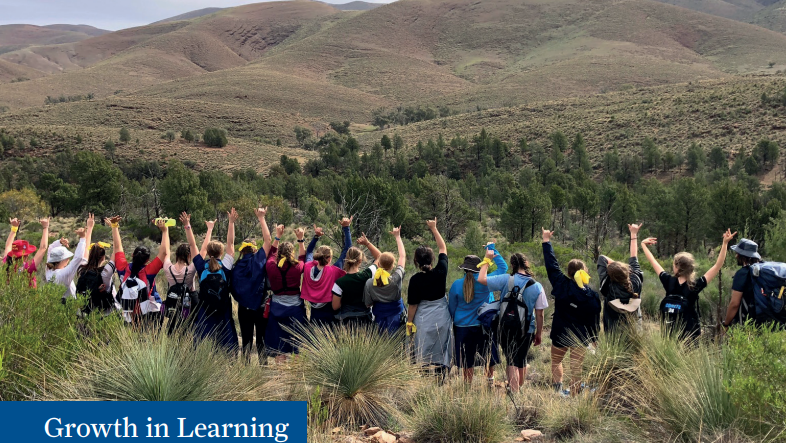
[238,305,267,360]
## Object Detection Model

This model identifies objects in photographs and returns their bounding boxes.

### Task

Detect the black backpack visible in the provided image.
[199,266,228,313]
[499,275,537,336]
[660,278,699,334]
[166,267,189,318]
[76,264,115,314]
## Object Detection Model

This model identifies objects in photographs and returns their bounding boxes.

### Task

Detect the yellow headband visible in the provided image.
[574,270,590,288]
[240,242,258,252]
[373,267,391,286]
[90,242,111,250]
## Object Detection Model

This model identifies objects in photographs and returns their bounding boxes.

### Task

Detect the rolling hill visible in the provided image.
[652,0,786,32]
[0,24,109,56]
[327,1,386,10]
[151,8,226,24]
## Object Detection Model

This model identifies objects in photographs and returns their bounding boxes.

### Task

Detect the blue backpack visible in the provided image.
[750,262,786,324]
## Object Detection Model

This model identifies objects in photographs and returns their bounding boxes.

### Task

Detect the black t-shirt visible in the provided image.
[731,266,756,323]
[659,272,707,304]
[406,253,448,305]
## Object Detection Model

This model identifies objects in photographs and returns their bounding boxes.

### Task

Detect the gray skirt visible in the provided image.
[411,296,453,367]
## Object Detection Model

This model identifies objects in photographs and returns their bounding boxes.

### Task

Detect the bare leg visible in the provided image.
[569,346,586,397]
[551,346,567,388]
[507,366,520,392]
[463,367,474,383]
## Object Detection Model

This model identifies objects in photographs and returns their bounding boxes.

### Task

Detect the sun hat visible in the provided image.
[9,240,36,258]
[47,245,74,263]
[609,298,641,314]
[458,255,482,273]
[730,239,761,260]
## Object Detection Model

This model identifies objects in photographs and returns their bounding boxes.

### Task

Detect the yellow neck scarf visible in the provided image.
[278,258,287,268]
[574,270,591,288]
[373,267,391,286]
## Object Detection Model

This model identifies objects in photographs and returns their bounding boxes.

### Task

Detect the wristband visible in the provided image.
[274,237,281,241]
[110,223,119,229]
[185,225,192,230]
[297,239,305,243]
[10,226,18,233]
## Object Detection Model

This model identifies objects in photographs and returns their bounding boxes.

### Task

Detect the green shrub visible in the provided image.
[725,322,786,438]
[287,323,419,427]
[408,383,512,443]
[42,325,275,401]
[203,128,228,148]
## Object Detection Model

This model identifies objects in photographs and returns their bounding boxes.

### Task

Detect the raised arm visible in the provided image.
[227,208,238,258]
[357,233,382,265]
[488,244,508,276]
[640,238,665,275]
[255,207,272,255]
[628,223,642,259]
[704,229,736,283]
[427,218,447,255]
[83,214,95,261]
[272,224,284,250]
[295,227,306,257]
[391,225,406,267]
[306,224,322,262]
[541,228,564,286]
[65,220,90,276]
[4,218,20,257]
[180,212,199,260]
[156,219,170,262]
[200,219,216,258]
[34,218,50,268]
[334,216,353,268]
[478,248,495,285]
[109,216,124,254]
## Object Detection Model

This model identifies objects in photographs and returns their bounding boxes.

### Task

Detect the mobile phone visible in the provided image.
[156,218,177,227]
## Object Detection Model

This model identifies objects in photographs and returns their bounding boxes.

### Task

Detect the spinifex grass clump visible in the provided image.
[41,325,275,401]
[287,323,419,428]
[408,382,513,443]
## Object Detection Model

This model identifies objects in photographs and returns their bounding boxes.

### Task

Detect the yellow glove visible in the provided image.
[406,322,417,336]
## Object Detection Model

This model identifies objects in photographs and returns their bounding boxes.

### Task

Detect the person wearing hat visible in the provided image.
[448,246,508,384]
[46,214,94,302]
[597,223,644,334]
[363,225,406,334]
[542,228,600,397]
[641,229,736,340]
[721,238,762,330]
[228,207,273,362]
[3,217,50,288]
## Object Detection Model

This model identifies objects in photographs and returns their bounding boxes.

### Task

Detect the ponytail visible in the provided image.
[206,241,225,273]
[510,253,532,276]
[209,256,221,272]
[463,272,475,303]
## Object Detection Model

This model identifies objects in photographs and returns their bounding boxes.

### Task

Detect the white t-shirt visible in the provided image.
[45,239,87,299]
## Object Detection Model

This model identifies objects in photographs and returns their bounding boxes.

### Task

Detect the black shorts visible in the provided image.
[453,325,494,369]
[499,328,534,368]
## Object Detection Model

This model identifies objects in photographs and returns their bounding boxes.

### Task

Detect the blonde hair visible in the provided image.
[607,261,637,297]
[279,242,298,267]
[343,247,365,271]
[673,252,696,289]
[463,272,475,303]
[375,252,396,286]
[206,241,224,272]
[314,245,332,266]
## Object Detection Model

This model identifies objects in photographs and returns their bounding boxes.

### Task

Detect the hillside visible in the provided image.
[151,7,225,24]
[752,0,786,32]
[0,59,46,84]
[327,1,385,10]
[0,24,109,56]
[652,0,786,32]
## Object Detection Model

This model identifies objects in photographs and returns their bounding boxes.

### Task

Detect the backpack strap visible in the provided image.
[275,262,299,293]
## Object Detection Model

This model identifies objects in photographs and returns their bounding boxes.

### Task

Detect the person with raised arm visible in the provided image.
[406,218,453,379]
[160,215,197,332]
[180,212,238,351]
[641,229,735,341]
[265,224,308,362]
[46,214,93,302]
[597,223,644,334]
[75,216,120,316]
[301,217,352,326]
[3,217,49,288]
[332,232,382,325]
[364,225,407,334]
[542,227,601,397]
[230,207,273,362]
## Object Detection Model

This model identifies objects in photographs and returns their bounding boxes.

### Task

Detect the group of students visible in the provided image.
[3,209,780,394]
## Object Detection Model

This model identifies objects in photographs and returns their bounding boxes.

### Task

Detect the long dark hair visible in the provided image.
[130,246,151,278]
[175,244,191,265]
[78,244,107,276]
[414,246,434,272]
[510,253,532,276]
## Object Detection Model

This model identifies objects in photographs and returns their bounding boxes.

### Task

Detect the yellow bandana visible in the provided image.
[90,242,111,249]
[373,268,391,286]
[240,242,258,252]
[278,257,287,268]
[573,270,591,288]
[476,257,494,268]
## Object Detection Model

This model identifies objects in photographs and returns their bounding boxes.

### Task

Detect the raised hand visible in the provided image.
[641,237,658,247]
[108,215,122,225]
[75,228,86,239]
[313,224,324,237]
[205,219,216,230]
[294,227,305,240]
[9,218,20,228]
[86,213,95,230]
[276,224,285,239]
[178,212,190,227]
[484,248,495,260]
[39,218,50,229]
[60,237,70,249]
[155,219,167,231]
[628,222,643,236]
[542,228,555,243]
[357,233,369,246]
[426,217,438,230]
[254,207,268,219]
[722,229,737,244]
[340,216,353,228]
[390,225,402,238]
[228,208,239,224]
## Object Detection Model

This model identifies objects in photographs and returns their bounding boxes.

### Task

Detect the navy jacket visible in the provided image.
[231,248,267,310]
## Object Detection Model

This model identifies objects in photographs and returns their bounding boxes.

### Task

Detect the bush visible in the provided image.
[203,128,228,148]
[287,323,419,427]
[408,383,512,443]
[539,394,605,440]
[42,325,276,401]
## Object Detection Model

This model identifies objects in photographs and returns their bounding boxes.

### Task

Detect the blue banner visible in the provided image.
[0,401,306,442]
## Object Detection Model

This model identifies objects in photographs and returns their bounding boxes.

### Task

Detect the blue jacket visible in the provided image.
[305,226,351,270]
[542,242,601,345]
[230,248,267,310]
[448,254,508,327]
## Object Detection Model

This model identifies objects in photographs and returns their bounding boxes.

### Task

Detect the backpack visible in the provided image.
[120,275,149,323]
[499,275,537,336]
[659,278,699,334]
[199,266,228,313]
[166,267,190,318]
[76,264,115,314]
[750,262,786,324]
